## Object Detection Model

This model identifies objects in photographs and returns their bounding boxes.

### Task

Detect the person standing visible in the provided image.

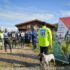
[38,22,52,62]
[11,32,17,48]
[20,31,25,47]
[32,27,38,50]
[3,29,12,53]
[0,30,4,49]
[25,31,31,44]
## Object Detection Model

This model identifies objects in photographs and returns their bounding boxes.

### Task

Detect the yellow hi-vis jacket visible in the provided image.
[0,32,4,39]
[38,26,52,47]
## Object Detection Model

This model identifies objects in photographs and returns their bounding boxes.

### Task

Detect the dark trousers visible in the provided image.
[32,40,37,49]
[4,38,12,52]
[40,46,48,62]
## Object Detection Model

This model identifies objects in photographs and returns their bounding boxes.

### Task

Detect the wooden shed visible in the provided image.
[15,19,55,32]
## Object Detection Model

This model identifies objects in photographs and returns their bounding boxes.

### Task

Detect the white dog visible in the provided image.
[42,54,55,65]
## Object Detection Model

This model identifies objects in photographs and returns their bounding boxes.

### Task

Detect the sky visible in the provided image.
[0,0,70,31]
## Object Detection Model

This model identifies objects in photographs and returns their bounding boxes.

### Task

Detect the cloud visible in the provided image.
[0,10,56,22]
[32,13,55,20]
[0,0,57,23]
[0,26,18,32]
[0,12,24,20]
[0,10,58,32]
[60,10,70,17]
[0,0,59,31]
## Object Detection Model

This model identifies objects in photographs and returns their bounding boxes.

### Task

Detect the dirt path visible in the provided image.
[0,46,70,70]
[0,46,40,70]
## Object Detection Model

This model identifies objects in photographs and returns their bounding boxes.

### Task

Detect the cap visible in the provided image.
[41,22,46,25]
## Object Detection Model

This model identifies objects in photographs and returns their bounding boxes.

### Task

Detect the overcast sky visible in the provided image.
[0,0,70,31]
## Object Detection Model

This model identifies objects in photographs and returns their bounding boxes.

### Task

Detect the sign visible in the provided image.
[40,29,46,37]
[55,20,70,64]
[56,21,68,45]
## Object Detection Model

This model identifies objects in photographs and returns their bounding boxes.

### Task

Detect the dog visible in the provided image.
[42,54,55,65]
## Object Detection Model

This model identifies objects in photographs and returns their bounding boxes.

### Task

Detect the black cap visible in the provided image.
[41,22,46,26]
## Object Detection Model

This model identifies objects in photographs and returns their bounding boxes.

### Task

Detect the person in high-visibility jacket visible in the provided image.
[0,30,4,41]
[38,22,52,62]
[0,30,4,49]
[3,29,12,53]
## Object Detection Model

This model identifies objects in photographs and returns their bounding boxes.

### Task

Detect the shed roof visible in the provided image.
[60,17,70,30]
[15,19,55,28]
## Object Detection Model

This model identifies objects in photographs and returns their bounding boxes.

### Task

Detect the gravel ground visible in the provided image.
[0,46,70,70]
[0,46,40,70]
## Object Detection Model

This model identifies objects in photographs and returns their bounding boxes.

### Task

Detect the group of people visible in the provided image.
[0,22,52,62]
[0,28,38,53]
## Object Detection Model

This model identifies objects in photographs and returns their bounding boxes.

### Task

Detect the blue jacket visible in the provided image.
[32,30,37,42]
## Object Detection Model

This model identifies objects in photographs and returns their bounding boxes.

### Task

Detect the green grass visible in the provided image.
[67,45,70,54]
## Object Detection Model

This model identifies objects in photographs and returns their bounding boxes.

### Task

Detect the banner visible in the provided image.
[53,41,69,64]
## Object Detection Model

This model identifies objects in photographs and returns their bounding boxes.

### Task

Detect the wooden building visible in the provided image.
[15,19,55,32]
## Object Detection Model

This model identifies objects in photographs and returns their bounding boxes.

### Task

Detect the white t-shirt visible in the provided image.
[12,33,16,38]
[4,32,9,38]
[21,32,25,37]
